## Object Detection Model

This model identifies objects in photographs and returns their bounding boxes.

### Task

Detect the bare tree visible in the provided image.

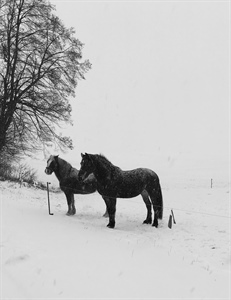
[0,0,91,155]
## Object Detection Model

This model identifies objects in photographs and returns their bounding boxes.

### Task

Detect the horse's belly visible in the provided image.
[61,178,96,194]
[98,185,141,198]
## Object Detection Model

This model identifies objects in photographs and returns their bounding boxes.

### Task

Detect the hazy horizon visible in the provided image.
[27,0,229,186]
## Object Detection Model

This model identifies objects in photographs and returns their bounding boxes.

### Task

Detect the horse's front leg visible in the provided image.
[65,192,76,216]
[104,197,116,228]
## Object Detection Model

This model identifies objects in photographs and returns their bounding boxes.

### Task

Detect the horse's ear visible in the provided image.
[54,155,59,160]
[81,153,84,158]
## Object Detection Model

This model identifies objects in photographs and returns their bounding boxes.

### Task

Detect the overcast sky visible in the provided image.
[47,0,229,172]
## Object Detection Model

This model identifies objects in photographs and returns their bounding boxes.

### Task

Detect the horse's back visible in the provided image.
[97,167,159,198]
[121,167,159,182]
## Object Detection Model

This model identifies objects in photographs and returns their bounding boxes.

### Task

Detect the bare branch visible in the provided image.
[0,0,90,155]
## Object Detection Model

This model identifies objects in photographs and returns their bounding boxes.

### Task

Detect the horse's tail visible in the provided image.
[156,181,163,219]
[148,173,163,220]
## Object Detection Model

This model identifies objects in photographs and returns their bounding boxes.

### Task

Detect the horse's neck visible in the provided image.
[54,158,72,182]
[95,157,119,182]
[54,168,62,182]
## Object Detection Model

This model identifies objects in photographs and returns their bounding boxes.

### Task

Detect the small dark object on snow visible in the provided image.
[168,215,172,229]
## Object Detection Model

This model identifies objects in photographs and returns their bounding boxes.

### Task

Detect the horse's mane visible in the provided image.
[57,156,72,169]
[56,156,77,177]
[94,154,121,175]
[95,154,112,167]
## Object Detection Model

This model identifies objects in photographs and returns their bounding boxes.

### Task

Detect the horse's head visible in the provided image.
[78,153,95,181]
[45,155,59,175]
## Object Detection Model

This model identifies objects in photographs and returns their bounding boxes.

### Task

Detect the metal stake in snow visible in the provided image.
[47,182,53,215]
[171,209,176,224]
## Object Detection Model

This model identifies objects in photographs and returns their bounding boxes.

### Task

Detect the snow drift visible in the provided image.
[1,179,230,299]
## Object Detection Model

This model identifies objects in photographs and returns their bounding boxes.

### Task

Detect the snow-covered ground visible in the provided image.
[0,177,230,299]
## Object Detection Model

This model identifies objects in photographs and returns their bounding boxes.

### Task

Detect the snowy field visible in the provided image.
[0,177,230,299]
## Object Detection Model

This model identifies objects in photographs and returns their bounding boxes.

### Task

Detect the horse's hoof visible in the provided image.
[143,219,152,224]
[66,212,74,216]
[152,220,158,228]
[103,212,109,218]
[107,222,115,229]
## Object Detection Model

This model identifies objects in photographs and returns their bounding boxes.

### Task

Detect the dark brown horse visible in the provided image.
[45,155,108,216]
[78,153,163,228]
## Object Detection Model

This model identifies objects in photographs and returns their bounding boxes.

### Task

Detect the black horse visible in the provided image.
[45,155,108,216]
[78,153,163,228]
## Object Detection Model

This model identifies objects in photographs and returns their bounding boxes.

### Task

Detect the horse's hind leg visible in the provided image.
[104,197,116,228]
[149,190,161,227]
[141,190,152,224]
[70,194,76,215]
[102,196,109,217]
[103,209,109,217]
